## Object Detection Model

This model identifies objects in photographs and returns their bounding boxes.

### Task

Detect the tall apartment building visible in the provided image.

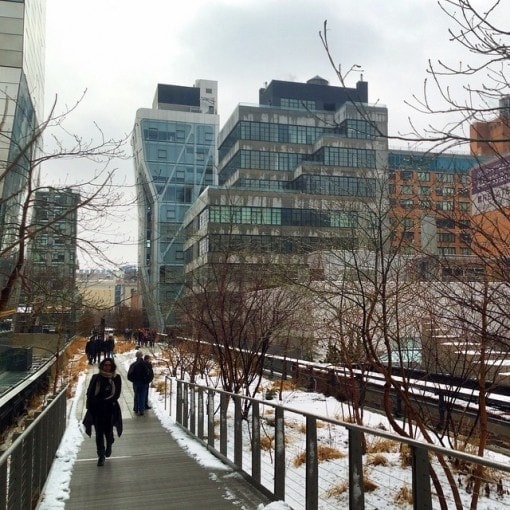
[0,0,46,308]
[133,80,219,330]
[388,150,477,258]
[183,77,389,278]
[17,188,80,332]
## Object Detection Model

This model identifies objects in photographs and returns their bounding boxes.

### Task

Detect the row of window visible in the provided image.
[397,199,471,211]
[392,217,471,230]
[394,170,470,183]
[206,205,359,228]
[293,175,376,197]
[392,184,469,196]
[388,153,476,173]
[185,233,357,262]
[142,121,215,145]
[280,98,317,111]
[219,119,376,161]
[313,147,377,168]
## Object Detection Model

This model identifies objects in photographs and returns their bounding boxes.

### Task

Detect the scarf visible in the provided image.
[94,372,117,400]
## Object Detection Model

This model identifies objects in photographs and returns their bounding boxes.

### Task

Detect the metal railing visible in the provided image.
[174,379,510,510]
[0,387,67,510]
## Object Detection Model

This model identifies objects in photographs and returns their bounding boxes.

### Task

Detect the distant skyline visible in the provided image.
[41,0,508,266]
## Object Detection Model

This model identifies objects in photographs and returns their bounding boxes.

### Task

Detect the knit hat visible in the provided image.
[136,351,143,358]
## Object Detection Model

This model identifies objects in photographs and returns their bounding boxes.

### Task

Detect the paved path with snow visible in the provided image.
[65,360,271,510]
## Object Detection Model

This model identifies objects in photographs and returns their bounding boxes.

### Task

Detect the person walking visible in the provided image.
[85,336,96,364]
[143,354,154,410]
[127,351,151,415]
[83,358,123,466]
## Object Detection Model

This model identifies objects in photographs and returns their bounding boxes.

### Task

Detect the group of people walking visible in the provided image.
[85,334,115,364]
[83,349,154,467]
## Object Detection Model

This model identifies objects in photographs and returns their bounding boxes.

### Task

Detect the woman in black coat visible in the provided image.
[84,357,123,466]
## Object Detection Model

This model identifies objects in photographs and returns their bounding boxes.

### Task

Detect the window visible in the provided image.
[400,185,413,195]
[400,171,413,181]
[419,186,430,195]
[458,202,470,211]
[400,199,413,209]
[206,88,212,93]
[437,201,453,211]
[439,232,455,243]
[199,237,209,255]
[158,149,167,159]
[418,172,429,181]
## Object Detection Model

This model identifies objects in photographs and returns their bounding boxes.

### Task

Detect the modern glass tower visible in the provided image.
[0,0,46,307]
[133,80,219,331]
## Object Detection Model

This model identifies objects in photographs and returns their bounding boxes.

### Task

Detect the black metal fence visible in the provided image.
[174,379,510,510]
[0,387,67,510]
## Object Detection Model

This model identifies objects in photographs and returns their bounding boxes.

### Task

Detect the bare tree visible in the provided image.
[175,242,307,413]
[0,94,128,314]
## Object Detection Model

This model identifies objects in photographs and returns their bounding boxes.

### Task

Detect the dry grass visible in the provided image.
[269,379,297,392]
[364,477,378,492]
[394,485,413,504]
[325,477,377,499]
[399,444,413,468]
[367,453,388,467]
[366,438,399,454]
[155,380,166,393]
[325,480,348,498]
[293,445,346,468]
[260,435,274,451]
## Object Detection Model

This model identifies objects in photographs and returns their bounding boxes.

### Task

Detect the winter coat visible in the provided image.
[127,358,151,384]
[83,373,123,437]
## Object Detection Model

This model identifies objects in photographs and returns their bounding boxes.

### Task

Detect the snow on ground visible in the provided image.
[37,350,510,509]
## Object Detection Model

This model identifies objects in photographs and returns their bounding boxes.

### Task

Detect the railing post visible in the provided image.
[234,395,243,468]
[349,428,365,510]
[176,380,183,425]
[274,406,285,500]
[412,446,432,510]
[306,415,318,510]
[182,383,189,429]
[197,388,204,440]
[207,389,215,448]
[220,393,228,456]
[190,386,196,434]
[251,401,261,483]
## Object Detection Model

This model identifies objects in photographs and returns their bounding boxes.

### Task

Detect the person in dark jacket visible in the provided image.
[85,337,96,364]
[83,357,123,466]
[143,354,154,410]
[127,351,151,415]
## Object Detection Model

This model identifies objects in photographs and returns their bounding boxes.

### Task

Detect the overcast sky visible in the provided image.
[41,0,506,266]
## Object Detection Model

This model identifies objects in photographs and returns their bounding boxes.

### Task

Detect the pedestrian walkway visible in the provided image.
[65,359,271,510]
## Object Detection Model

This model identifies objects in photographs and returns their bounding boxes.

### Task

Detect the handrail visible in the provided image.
[175,379,510,510]
[0,386,67,510]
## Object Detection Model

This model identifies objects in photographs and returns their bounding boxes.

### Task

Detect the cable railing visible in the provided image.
[174,379,510,510]
[0,387,67,510]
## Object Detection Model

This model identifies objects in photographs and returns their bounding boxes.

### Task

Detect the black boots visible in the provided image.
[97,455,105,466]
[105,443,112,458]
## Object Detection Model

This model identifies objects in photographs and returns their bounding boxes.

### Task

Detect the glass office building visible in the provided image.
[0,0,46,306]
[133,81,219,330]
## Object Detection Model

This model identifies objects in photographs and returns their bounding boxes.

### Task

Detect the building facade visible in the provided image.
[133,80,219,330]
[183,77,389,278]
[470,96,510,157]
[17,187,80,332]
[0,0,46,309]
[388,150,477,258]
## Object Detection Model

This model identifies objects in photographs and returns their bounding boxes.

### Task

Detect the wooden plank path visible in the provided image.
[65,362,271,510]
